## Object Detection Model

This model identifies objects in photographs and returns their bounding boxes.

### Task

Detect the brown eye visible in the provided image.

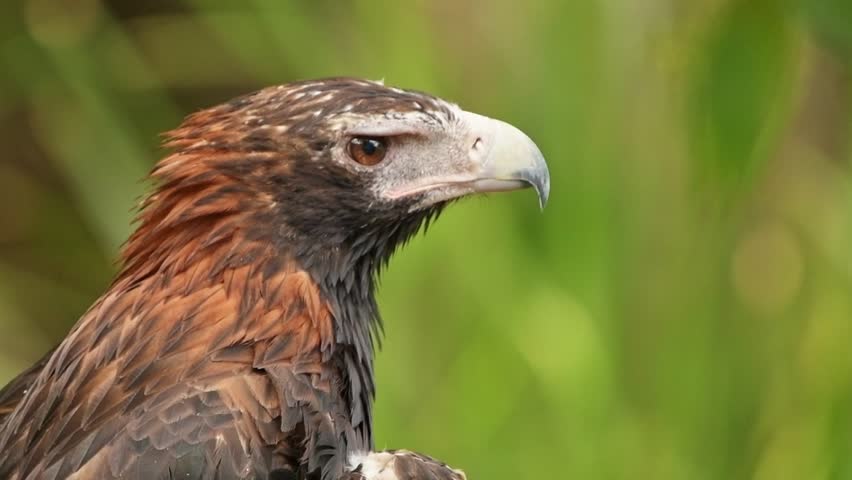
[348,137,387,166]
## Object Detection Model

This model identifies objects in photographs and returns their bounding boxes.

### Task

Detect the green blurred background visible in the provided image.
[1,0,852,478]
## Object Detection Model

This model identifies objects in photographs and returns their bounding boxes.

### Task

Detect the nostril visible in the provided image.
[472,137,484,152]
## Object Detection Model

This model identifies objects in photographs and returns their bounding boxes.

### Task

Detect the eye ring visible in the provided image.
[348,136,387,166]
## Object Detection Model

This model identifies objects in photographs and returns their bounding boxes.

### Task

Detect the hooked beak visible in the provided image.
[385,110,550,210]
[462,111,550,209]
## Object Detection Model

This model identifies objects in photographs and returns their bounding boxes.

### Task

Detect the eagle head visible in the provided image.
[124,77,549,328]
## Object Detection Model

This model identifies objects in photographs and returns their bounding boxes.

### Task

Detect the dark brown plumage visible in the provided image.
[0,78,548,480]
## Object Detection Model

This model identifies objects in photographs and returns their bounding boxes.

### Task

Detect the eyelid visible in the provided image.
[347,123,429,138]
[346,132,426,146]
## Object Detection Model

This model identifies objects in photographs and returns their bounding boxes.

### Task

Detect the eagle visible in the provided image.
[0,78,549,479]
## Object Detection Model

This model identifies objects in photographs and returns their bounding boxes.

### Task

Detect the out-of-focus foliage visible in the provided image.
[1,0,851,478]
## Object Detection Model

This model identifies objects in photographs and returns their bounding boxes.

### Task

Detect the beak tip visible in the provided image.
[535,175,550,210]
[529,150,550,210]
[538,188,549,210]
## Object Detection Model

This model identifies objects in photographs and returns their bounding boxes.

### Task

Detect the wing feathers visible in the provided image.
[0,252,353,479]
